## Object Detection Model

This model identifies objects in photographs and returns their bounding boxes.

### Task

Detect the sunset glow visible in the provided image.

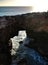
[0,0,48,12]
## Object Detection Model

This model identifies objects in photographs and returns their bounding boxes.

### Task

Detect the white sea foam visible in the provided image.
[10,30,27,55]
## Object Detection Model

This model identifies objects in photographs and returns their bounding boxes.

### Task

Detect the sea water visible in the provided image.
[0,7,32,16]
[10,30,48,65]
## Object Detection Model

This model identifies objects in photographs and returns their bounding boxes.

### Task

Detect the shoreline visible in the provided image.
[0,11,48,65]
[0,11,48,17]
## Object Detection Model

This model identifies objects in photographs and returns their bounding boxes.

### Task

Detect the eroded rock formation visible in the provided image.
[0,12,48,65]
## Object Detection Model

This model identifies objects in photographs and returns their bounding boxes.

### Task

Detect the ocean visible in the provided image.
[0,7,32,16]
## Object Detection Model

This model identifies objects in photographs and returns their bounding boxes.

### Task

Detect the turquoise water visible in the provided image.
[0,7,32,16]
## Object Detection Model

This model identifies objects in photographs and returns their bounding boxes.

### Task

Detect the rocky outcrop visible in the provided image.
[0,12,48,65]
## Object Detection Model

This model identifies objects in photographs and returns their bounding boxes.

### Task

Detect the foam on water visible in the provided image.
[10,30,48,65]
[10,30,27,55]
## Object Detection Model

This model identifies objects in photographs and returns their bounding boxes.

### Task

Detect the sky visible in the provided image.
[0,0,48,12]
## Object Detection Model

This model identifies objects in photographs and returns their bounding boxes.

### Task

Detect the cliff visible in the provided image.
[0,12,48,65]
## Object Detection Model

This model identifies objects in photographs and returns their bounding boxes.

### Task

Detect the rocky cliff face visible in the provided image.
[0,12,48,65]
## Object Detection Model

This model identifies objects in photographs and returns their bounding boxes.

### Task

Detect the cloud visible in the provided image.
[0,0,34,6]
[0,0,4,1]
[0,0,6,2]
